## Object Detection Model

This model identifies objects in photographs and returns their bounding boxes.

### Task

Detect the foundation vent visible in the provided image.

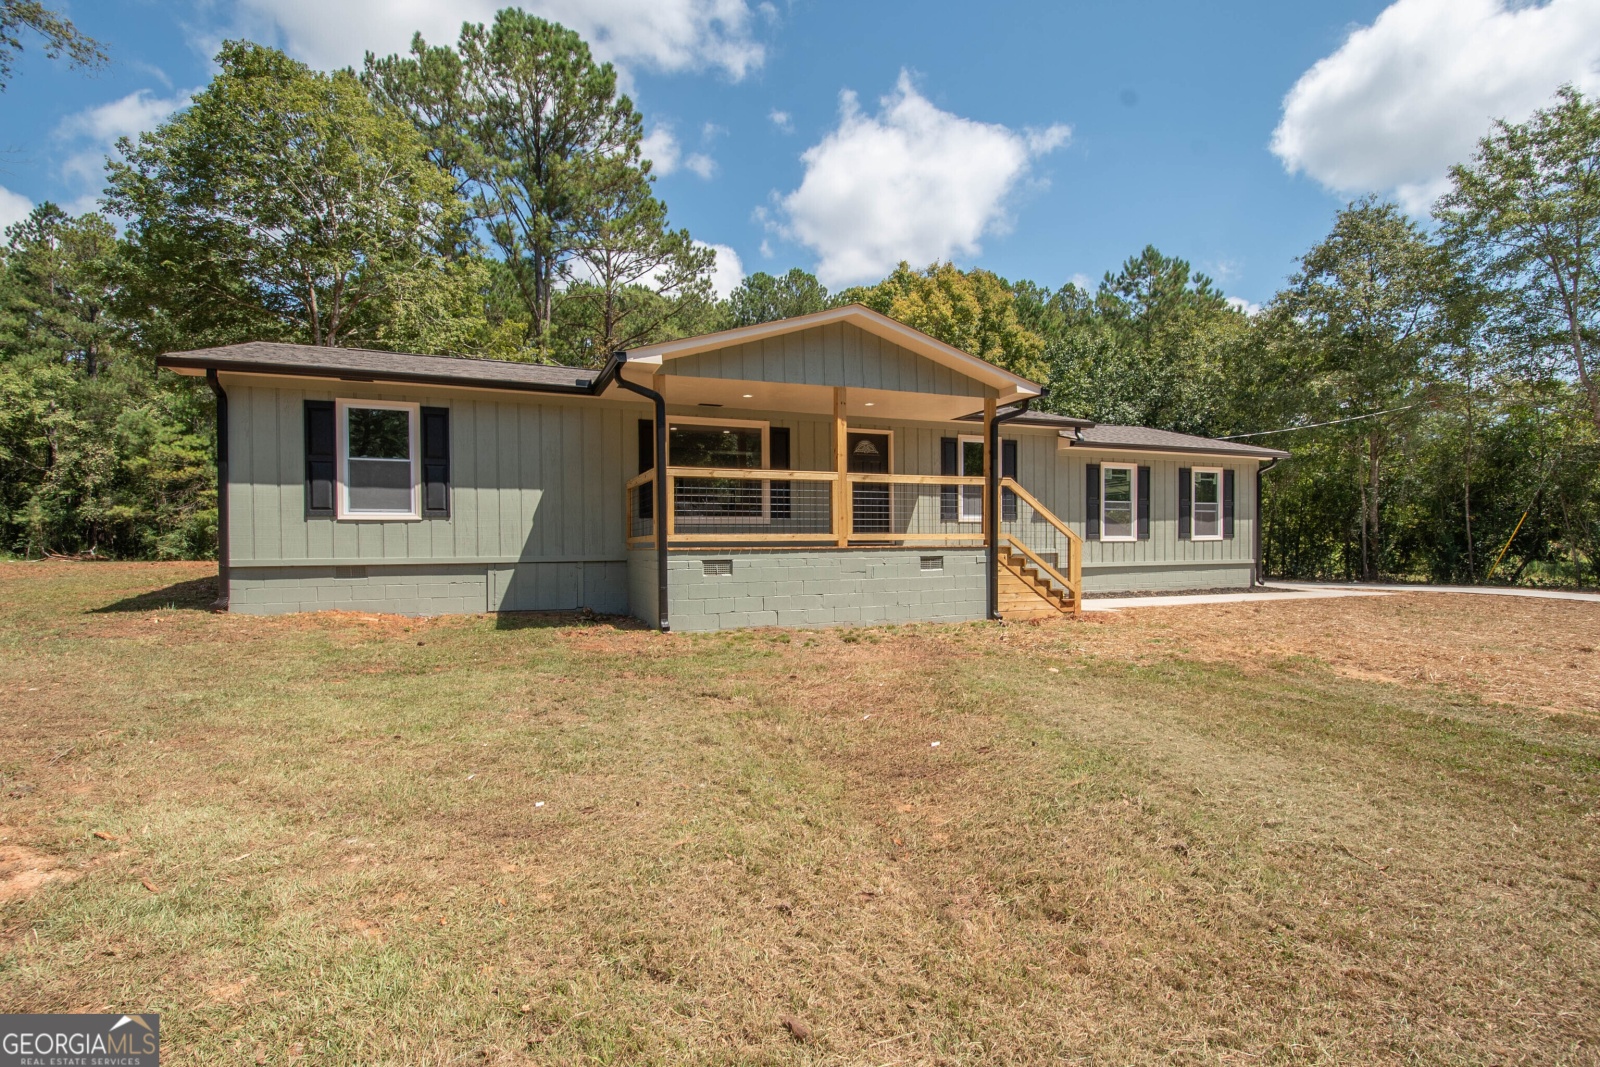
[334,566,367,579]
[702,559,734,577]
[920,556,944,572]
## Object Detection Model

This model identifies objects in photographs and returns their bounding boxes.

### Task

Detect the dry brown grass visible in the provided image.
[1,562,1598,1065]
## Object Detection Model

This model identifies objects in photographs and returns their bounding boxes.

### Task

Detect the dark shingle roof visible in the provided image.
[157,341,596,394]
[1066,424,1289,459]
[955,407,1095,429]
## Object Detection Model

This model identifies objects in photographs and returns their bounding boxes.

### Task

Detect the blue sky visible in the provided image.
[3,0,1598,310]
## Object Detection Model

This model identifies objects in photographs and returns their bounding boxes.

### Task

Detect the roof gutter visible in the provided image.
[611,353,670,631]
[157,355,598,397]
[988,396,1034,621]
[205,370,230,611]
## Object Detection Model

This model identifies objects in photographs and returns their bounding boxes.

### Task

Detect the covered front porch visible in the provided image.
[605,307,1082,629]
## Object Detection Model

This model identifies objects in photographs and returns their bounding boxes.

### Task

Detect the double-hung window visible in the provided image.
[338,400,420,519]
[1191,468,1223,540]
[1101,463,1137,541]
[669,418,769,524]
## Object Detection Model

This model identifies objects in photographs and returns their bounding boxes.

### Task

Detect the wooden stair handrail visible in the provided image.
[999,477,1083,614]
[1001,535,1078,614]
[665,466,839,481]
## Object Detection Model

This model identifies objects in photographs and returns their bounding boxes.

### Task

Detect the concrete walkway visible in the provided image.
[1081,580,1600,612]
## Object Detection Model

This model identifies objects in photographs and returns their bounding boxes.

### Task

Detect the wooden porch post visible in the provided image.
[984,396,997,620]
[982,397,995,541]
[834,386,849,546]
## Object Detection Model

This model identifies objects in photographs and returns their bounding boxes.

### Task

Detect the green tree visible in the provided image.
[1278,198,1439,581]
[1439,85,1600,432]
[726,268,831,326]
[0,206,215,559]
[844,261,1047,382]
[0,0,104,89]
[366,11,699,360]
[0,202,120,376]
[108,41,476,353]
[1023,249,1249,435]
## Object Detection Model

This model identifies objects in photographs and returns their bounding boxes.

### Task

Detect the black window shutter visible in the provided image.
[1085,463,1101,541]
[770,426,792,520]
[1000,439,1018,521]
[1137,465,1151,540]
[637,419,654,473]
[304,400,335,517]
[940,437,959,522]
[636,419,654,521]
[420,406,450,518]
[1223,468,1236,539]
[1178,466,1192,540]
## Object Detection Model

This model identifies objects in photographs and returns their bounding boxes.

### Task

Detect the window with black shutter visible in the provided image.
[1136,465,1151,540]
[420,406,450,518]
[637,419,654,521]
[1223,468,1236,539]
[1178,466,1192,540]
[1085,463,1101,541]
[1001,439,1018,522]
[304,400,336,517]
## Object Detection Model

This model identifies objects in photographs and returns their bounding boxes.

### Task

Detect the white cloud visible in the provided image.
[768,108,792,132]
[56,88,194,188]
[1067,272,1095,291]
[641,125,682,176]
[1226,296,1262,317]
[774,71,1069,287]
[0,185,33,233]
[698,240,744,298]
[640,125,715,179]
[231,0,767,79]
[1272,0,1600,213]
[684,153,717,179]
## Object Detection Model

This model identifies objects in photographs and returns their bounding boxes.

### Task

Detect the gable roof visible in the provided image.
[157,341,596,394]
[1065,424,1289,459]
[616,304,1043,400]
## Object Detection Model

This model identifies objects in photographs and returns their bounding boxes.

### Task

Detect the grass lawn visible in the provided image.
[2,562,1598,1065]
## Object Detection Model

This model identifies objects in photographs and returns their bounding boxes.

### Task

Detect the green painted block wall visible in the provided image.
[660,548,987,632]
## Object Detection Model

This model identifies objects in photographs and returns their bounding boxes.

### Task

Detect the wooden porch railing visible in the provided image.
[626,467,991,547]
[1000,476,1083,613]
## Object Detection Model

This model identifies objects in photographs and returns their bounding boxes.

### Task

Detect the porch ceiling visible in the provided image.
[617,367,997,422]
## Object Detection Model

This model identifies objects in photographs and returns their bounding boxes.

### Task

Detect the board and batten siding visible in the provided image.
[225,379,637,614]
[1007,428,1259,592]
[661,322,997,398]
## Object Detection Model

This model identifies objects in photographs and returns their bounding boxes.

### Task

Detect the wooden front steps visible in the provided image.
[998,546,1074,621]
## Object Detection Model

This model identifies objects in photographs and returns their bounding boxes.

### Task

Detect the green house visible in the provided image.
[158,305,1287,630]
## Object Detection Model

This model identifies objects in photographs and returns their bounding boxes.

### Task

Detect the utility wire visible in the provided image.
[1219,404,1421,439]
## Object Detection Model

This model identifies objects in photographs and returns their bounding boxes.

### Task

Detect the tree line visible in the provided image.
[0,8,1595,587]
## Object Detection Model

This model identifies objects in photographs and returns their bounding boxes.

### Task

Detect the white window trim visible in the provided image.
[1101,462,1138,542]
[336,399,420,521]
[957,434,985,523]
[1191,466,1224,541]
[667,416,770,526]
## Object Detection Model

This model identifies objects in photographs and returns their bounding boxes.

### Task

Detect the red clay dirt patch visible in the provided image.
[1055,592,1600,717]
[0,844,73,903]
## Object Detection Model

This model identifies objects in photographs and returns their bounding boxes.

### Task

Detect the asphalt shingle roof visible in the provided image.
[1066,424,1289,459]
[157,341,597,393]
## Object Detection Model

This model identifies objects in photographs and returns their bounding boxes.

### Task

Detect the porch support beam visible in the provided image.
[834,387,849,546]
[988,396,1032,621]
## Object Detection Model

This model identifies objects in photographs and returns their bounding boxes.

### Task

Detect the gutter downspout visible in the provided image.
[612,354,671,631]
[987,397,1035,620]
[205,369,230,610]
[1254,457,1280,586]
